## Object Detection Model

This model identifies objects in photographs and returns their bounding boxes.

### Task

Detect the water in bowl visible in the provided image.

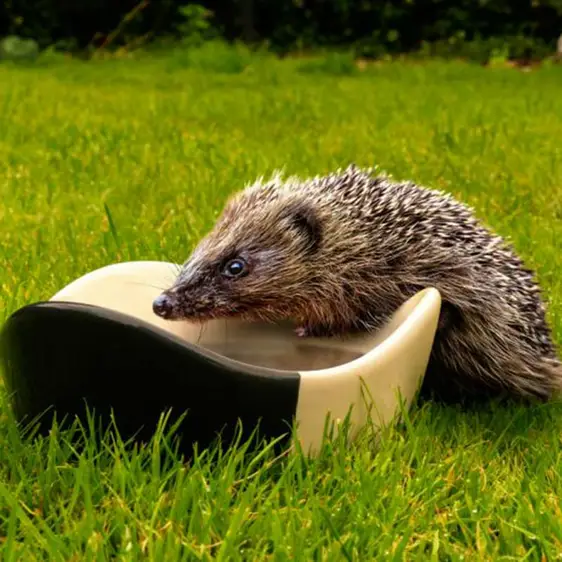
[204,342,363,371]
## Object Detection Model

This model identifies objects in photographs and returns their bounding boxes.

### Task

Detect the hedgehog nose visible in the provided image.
[152,293,175,319]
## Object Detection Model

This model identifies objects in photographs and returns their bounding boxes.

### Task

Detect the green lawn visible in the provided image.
[1,47,562,560]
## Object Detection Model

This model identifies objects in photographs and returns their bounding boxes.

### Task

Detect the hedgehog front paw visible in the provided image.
[295,326,312,338]
[295,325,334,338]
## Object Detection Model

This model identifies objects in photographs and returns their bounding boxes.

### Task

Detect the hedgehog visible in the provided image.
[153,165,562,403]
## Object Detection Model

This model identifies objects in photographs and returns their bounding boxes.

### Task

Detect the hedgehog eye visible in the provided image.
[221,257,248,278]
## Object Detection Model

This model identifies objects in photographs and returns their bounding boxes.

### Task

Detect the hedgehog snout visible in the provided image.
[152,292,177,319]
[152,283,217,320]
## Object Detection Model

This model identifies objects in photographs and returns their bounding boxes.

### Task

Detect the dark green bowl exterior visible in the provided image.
[1,302,301,454]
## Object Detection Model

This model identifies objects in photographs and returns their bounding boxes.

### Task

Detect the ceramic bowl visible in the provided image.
[1,261,442,455]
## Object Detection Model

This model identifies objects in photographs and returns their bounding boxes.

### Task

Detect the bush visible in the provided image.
[417,33,556,65]
[0,0,561,62]
[0,34,39,61]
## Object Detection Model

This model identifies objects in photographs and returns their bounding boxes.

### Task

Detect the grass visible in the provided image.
[1,44,562,559]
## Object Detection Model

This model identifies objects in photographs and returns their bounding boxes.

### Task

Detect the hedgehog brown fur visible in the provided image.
[154,165,562,403]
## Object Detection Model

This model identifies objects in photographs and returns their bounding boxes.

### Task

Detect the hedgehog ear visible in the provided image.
[280,199,322,254]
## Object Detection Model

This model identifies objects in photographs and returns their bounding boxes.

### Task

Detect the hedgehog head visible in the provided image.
[153,180,329,325]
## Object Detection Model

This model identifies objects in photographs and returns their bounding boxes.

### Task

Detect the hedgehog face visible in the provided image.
[152,197,324,324]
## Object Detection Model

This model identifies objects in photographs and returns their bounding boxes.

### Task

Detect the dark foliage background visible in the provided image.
[1,0,561,58]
